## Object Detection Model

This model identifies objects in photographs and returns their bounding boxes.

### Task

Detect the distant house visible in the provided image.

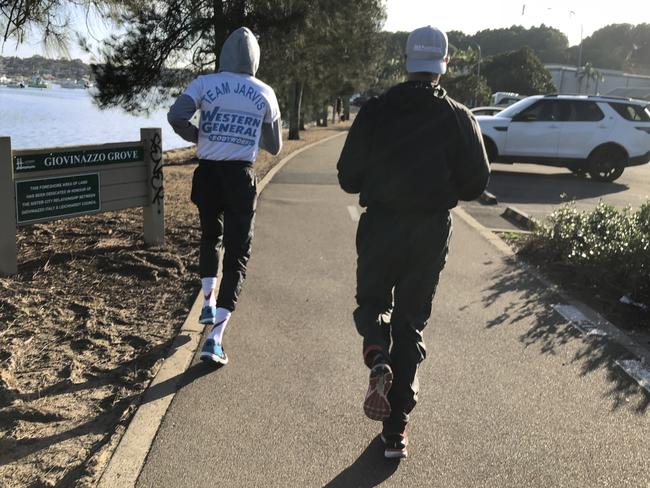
[545,64,650,97]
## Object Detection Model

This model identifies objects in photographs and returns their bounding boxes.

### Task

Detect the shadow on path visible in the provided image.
[323,436,399,488]
[481,260,650,414]
[488,169,628,205]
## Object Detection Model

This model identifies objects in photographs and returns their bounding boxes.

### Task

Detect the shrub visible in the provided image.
[521,201,650,306]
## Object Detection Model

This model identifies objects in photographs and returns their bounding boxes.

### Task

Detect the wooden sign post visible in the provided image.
[142,128,165,246]
[0,137,17,275]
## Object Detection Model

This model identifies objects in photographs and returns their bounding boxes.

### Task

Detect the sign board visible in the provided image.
[0,129,164,276]
[15,173,100,224]
[13,146,144,173]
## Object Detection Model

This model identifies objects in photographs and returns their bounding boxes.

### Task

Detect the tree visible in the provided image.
[88,0,385,140]
[0,1,125,55]
[482,47,555,95]
[444,47,489,106]
[472,25,568,63]
[577,62,601,94]
[447,46,478,76]
[444,74,490,107]
[90,1,307,113]
[366,31,408,94]
[574,23,650,74]
[448,30,472,52]
[259,0,385,139]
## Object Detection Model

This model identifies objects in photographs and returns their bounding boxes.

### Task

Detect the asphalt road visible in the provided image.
[137,137,650,487]
[463,160,650,230]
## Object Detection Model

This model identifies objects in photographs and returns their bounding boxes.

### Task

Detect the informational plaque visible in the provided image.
[15,173,100,224]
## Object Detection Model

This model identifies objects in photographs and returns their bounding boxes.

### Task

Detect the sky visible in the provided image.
[384,0,650,46]
[3,0,650,60]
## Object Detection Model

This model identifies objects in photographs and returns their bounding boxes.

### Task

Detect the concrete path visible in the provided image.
[136,136,650,487]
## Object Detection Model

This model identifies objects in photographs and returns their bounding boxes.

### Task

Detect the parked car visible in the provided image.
[476,94,650,182]
[351,95,369,107]
[470,106,504,117]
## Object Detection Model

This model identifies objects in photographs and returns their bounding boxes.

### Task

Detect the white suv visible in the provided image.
[476,95,650,182]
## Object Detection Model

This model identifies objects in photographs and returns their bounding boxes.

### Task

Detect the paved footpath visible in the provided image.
[136,136,650,487]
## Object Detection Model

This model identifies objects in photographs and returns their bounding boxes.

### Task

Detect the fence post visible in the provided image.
[141,128,165,246]
[0,137,17,275]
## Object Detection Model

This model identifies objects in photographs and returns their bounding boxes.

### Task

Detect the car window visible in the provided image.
[497,98,539,118]
[563,101,604,122]
[515,100,561,122]
[609,102,650,122]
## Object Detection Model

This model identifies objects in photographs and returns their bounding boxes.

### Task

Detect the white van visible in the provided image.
[490,92,525,106]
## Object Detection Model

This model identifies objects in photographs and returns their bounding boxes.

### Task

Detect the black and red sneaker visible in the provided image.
[363,362,393,421]
[380,430,408,459]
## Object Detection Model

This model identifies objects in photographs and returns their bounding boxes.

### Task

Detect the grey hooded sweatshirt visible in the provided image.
[167,27,282,156]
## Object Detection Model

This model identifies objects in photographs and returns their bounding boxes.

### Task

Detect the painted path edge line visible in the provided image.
[98,130,348,488]
[615,360,650,394]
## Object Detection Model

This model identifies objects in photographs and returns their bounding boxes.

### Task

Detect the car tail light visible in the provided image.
[636,126,650,134]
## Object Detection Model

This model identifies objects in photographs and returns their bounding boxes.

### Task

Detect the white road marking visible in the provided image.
[554,304,650,393]
[347,205,360,222]
[615,360,650,394]
[552,304,607,337]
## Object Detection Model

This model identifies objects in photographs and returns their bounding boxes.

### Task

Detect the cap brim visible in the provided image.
[406,58,447,75]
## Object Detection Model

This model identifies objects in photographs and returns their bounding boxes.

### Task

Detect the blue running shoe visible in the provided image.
[199,305,216,325]
[200,338,228,365]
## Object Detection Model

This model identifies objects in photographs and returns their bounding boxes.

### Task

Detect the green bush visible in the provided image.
[522,201,650,305]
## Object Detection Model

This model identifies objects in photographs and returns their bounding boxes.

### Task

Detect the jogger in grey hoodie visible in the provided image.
[168,27,282,365]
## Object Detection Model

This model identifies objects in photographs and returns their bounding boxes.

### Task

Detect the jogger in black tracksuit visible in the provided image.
[168,27,282,365]
[190,162,257,312]
[337,25,490,459]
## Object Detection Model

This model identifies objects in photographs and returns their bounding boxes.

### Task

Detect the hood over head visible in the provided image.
[218,27,260,76]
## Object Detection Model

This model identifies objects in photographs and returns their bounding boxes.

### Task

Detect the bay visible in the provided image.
[0,85,192,151]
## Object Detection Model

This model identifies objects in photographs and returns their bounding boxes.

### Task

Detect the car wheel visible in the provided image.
[571,167,587,177]
[587,147,625,182]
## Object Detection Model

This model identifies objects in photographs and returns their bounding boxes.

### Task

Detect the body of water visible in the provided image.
[0,85,191,151]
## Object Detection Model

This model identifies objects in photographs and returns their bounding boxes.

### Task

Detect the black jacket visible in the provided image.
[337,81,490,212]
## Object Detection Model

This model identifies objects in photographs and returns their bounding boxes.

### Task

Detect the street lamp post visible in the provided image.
[522,6,584,92]
[576,21,584,70]
[474,43,482,107]
[569,11,584,93]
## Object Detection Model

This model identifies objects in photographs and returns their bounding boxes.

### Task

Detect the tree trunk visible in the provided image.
[213,0,227,71]
[343,97,350,121]
[321,104,329,127]
[331,101,336,124]
[299,111,306,131]
[288,81,303,140]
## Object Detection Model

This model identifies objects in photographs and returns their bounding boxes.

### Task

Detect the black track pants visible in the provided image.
[191,161,257,311]
[354,209,451,431]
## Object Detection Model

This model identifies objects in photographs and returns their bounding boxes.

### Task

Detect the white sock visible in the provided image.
[208,308,231,343]
[201,277,217,307]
